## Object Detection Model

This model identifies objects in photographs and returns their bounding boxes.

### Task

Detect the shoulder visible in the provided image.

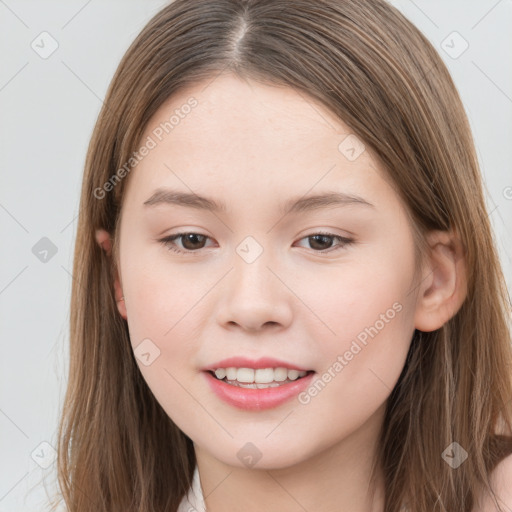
[474,453,512,511]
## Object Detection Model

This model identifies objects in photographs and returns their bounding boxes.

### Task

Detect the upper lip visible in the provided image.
[203,357,311,372]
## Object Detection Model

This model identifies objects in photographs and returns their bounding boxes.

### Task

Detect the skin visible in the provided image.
[96,73,469,511]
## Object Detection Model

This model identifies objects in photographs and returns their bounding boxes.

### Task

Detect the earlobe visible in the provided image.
[95,228,127,320]
[113,277,128,320]
[413,229,467,332]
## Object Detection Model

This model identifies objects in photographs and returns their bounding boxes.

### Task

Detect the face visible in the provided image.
[114,73,420,469]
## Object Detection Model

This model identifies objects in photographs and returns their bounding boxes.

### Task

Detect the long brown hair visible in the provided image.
[49,1,512,510]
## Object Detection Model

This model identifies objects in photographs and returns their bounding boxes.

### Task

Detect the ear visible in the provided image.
[95,228,127,320]
[413,229,467,332]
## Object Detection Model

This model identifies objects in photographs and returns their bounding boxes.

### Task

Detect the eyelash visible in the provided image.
[159,231,354,256]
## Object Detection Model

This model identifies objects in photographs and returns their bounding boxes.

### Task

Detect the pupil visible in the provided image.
[183,233,205,250]
[310,234,331,250]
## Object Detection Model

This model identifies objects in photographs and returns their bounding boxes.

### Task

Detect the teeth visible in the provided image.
[254,368,274,383]
[233,381,284,389]
[288,369,299,380]
[212,367,308,384]
[237,368,254,383]
[226,367,237,380]
[274,367,288,381]
[214,368,226,379]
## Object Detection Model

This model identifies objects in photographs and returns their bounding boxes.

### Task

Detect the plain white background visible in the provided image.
[0,1,511,510]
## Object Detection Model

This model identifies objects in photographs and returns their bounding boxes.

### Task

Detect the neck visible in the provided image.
[195,403,387,512]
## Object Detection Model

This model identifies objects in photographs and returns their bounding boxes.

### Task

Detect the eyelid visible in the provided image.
[294,231,354,253]
[160,232,215,256]
[158,230,355,256]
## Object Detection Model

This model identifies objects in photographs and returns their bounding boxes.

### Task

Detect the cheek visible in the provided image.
[122,235,184,309]
[121,254,206,427]
[298,255,414,348]
[120,246,208,367]
[293,284,414,449]
[296,242,417,398]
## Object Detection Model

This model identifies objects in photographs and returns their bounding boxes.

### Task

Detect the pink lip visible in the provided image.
[203,370,315,411]
[203,356,310,372]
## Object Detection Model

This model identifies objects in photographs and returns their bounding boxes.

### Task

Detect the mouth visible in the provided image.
[203,366,316,410]
[207,367,315,389]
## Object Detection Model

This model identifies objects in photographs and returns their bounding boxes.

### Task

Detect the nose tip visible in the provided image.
[218,265,292,332]
[228,319,280,331]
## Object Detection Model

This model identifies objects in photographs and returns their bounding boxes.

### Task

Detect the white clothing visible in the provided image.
[177,465,206,512]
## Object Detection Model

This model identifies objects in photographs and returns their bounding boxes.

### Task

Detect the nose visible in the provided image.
[215,249,293,332]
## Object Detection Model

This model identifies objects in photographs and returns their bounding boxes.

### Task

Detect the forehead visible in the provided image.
[149,72,344,138]
[123,73,390,210]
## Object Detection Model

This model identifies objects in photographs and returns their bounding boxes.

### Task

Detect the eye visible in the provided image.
[159,232,214,255]
[158,231,354,255]
[294,232,354,253]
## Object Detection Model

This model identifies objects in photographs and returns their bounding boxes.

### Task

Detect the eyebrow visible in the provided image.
[143,188,375,214]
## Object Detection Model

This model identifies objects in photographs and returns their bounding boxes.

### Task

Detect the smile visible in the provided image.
[211,367,310,388]
[203,368,315,410]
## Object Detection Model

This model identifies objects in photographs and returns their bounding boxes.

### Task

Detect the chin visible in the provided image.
[203,439,317,471]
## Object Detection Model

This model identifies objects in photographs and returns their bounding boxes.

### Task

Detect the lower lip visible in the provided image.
[203,371,315,411]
